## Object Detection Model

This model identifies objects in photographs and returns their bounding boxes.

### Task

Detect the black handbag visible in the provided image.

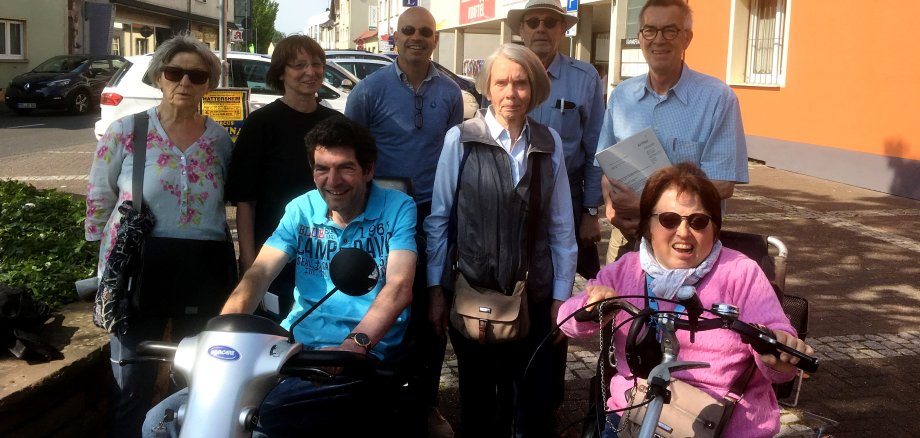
[127,112,237,318]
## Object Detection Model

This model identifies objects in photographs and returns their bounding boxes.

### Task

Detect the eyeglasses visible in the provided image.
[639,26,683,41]
[286,61,323,71]
[162,66,210,85]
[524,17,560,30]
[400,25,434,38]
[414,95,423,130]
[650,212,712,231]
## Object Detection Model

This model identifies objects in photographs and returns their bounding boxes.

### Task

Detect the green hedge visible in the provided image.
[0,180,98,308]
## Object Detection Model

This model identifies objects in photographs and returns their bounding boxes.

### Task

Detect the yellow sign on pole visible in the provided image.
[199,88,250,142]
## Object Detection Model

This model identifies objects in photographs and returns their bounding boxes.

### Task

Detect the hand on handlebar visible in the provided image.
[758,328,815,374]
[584,285,619,325]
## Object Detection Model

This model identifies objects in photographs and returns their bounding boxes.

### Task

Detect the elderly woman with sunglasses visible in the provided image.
[557,163,814,438]
[85,34,233,438]
[425,43,577,437]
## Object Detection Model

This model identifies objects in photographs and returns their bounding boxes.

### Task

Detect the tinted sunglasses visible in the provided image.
[162,66,210,85]
[400,25,434,38]
[524,17,560,30]
[650,212,712,231]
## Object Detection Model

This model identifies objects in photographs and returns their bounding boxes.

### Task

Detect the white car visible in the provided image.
[94,52,347,139]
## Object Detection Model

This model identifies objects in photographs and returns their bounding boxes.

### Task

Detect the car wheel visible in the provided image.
[70,90,91,115]
[12,108,34,116]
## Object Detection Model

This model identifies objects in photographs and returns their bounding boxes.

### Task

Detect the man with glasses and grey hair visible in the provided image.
[507,0,607,416]
[599,0,749,262]
[345,6,462,438]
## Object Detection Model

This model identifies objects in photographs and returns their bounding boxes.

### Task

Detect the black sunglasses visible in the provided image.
[414,94,423,130]
[524,17,560,30]
[401,25,434,38]
[162,66,210,85]
[650,212,712,231]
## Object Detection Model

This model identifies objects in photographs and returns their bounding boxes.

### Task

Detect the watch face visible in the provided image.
[353,333,371,346]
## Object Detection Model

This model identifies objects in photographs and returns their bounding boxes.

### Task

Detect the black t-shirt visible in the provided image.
[226,100,340,246]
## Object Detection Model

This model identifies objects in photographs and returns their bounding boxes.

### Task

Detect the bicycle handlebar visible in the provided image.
[573,299,819,373]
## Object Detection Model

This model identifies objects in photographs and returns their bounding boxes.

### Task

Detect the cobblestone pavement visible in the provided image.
[4,143,920,437]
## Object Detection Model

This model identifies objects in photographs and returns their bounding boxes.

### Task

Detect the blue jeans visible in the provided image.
[601,413,622,438]
[109,316,207,438]
[143,375,382,437]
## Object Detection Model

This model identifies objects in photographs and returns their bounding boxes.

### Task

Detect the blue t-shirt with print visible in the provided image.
[265,182,417,360]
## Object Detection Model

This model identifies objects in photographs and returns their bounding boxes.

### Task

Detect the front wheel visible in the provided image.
[69,90,91,115]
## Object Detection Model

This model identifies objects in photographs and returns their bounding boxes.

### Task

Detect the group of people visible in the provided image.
[84,0,813,437]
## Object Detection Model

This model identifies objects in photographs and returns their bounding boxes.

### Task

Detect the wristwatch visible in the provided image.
[346,332,371,353]
[583,207,598,216]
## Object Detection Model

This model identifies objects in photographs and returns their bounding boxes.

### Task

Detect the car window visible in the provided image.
[318,85,340,101]
[34,56,88,73]
[324,67,346,89]
[108,60,133,87]
[230,59,281,96]
[90,59,113,76]
[336,61,386,80]
[112,58,126,71]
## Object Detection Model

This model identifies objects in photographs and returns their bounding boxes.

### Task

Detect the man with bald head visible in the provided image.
[346,6,463,437]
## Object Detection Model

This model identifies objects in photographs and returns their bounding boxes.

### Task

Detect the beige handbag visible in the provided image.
[449,273,530,344]
[619,363,755,438]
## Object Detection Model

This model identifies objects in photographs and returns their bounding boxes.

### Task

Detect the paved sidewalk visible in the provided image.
[433,163,920,438]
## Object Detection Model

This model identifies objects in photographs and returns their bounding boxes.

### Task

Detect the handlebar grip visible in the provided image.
[733,321,819,373]
[574,308,599,322]
[137,341,178,358]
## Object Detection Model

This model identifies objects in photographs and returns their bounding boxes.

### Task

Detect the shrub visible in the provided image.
[0,180,98,308]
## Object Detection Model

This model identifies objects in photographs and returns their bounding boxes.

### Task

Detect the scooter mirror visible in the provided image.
[329,248,379,296]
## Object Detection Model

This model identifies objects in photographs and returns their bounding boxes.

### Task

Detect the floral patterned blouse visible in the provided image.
[85,107,233,274]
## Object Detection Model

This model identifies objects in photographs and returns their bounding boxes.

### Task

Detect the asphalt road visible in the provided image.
[0,107,99,159]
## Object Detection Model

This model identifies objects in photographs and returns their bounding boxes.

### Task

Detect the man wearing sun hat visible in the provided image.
[508,0,607,417]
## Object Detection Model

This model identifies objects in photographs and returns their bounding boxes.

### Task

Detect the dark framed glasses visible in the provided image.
[414,94,423,130]
[639,26,683,41]
[162,66,210,85]
[650,212,712,231]
[524,17,560,30]
[401,25,434,38]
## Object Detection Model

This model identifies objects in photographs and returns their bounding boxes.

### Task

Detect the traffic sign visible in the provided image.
[566,0,578,12]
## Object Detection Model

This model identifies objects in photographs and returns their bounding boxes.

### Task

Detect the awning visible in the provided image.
[354,30,378,43]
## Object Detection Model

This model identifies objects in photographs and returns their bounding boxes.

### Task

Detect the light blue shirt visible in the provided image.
[529,53,606,208]
[424,109,578,301]
[266,182,417,360]
[345,61,464,204]
[597,63,748,184]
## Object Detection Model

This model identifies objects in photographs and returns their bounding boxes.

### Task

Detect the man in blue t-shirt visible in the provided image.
[143,117,417,437]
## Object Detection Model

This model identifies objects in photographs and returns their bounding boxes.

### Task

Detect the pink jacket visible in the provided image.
[558,248,797,437]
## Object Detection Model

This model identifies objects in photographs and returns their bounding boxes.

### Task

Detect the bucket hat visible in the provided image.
[508,0,579,33]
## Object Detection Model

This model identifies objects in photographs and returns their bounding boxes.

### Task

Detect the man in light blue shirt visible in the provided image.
[600,0,748,260]
[509,0,607,413]
[511,0,606,280]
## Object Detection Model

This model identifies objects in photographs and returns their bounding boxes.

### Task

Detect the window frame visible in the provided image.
[727,0,792,87]
[0,18,26,61]
[745,0,787,85]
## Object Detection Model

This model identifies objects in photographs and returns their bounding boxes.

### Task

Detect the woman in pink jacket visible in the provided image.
[558,163,813,437]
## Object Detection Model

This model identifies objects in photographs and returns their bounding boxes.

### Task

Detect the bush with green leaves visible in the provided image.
[0,180,98,308]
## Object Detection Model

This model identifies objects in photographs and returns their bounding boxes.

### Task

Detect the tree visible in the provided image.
[251,0,279,54]
[272,30,286,45]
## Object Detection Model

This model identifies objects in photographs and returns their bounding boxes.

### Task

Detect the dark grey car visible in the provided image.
[4,54,127,115]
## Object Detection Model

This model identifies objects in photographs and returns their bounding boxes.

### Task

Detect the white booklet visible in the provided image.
[595,127,672,194]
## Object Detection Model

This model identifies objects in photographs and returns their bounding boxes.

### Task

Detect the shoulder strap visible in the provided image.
[132,111,150,212]
[447,145,473,266]
[714,360,757,437]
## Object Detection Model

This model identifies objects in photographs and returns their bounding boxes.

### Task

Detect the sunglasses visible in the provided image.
[524,17,560,30]
[162,66,210,85]
[400,25,434,38]
[650,212,712,231]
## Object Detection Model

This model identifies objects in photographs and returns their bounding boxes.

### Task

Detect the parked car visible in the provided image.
[94,52,346,139]
[326,50,483,119]
[5,54,127,115]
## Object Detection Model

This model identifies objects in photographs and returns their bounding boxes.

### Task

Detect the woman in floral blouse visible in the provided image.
[84,34,233,438]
